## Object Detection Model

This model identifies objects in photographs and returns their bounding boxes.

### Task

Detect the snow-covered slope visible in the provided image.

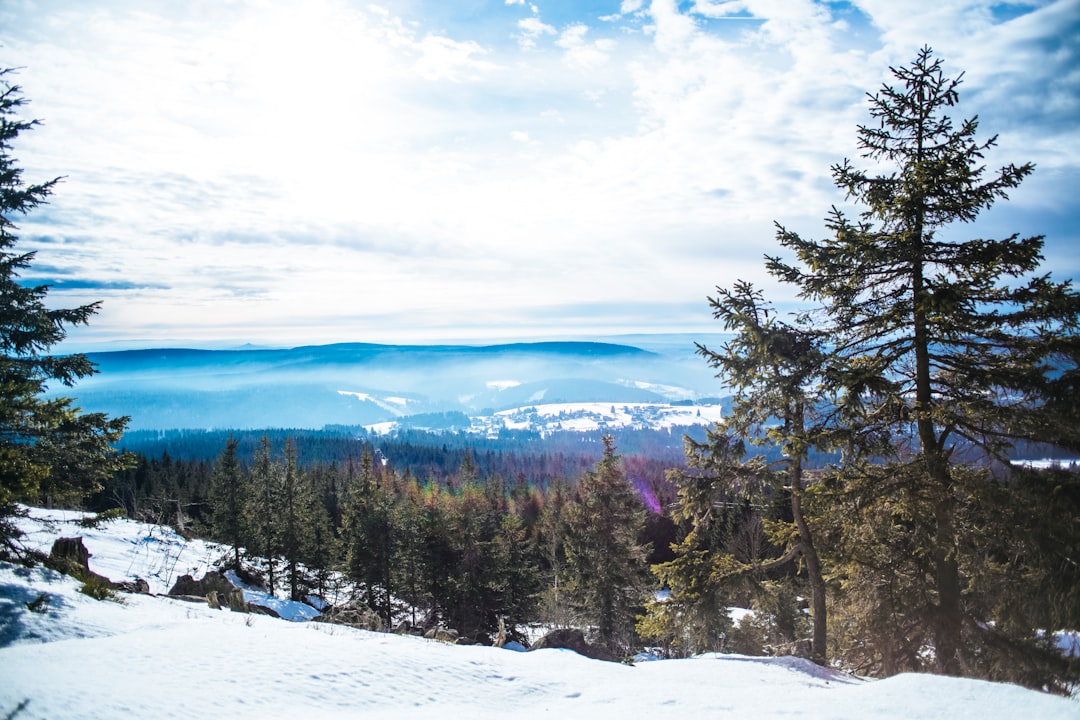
[2,508,1076,719]
[368,401,727,437]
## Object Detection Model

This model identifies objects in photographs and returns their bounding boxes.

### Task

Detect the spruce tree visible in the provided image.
[302,466,340,601]
[0,68,131,550]
[209,437,246,567]
[537,474,570,628]
[390,475,428,628]
[246,435,283,594]
[767,47,1080,675]
[664,281,831,663]
[279,439,313,602]
[342,448,395,622]
[564,435,650,656]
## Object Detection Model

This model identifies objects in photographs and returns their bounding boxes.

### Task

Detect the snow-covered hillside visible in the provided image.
[367,401,726,437]
[2,507,1077,719]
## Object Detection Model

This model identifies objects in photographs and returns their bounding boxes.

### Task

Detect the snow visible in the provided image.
[1011,458,1080,470]
[337,390,409,416]
[365,400,725,437]
[486,401,725,434]
[2,507,1077,720]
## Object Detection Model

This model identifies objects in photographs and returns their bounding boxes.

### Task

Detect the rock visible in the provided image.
[225,587,248,612]
[313,602,381,631]
[167,570,237,598]
[48,537,91,575]
[424,627,459,644]
[529,628,617,662]
[47,537,114,587]
[247,603,281,618]
[115,578,151,594]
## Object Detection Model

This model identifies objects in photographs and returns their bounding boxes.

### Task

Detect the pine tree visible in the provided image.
[537,474,571,628]
[650,283,831,661]
[246,435,283,595]
[0,68,131,550]
[279,439,313,602]
[209,437,246,567]
[390,474,429,628]
[302,465,341,601]
[342,448,395,622]
[564,435,651,656]
[767,47,1080,675]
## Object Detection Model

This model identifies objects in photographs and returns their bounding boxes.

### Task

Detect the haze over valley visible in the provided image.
[61,335,731,432]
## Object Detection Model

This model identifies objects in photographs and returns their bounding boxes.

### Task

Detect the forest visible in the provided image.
[2,49,1079,695]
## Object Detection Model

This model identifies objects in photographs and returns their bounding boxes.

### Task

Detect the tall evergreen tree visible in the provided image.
[657,282,831,663]
[342,448,395,621]
[768,47,1080,675]
[390,474,429,628]
[0,69,131,550]
[302,465,341,601]
[564,435,651,656]
[209,437,246,567]
[246,435,283,594]
[279,439,313,602]
[537,474,571,628]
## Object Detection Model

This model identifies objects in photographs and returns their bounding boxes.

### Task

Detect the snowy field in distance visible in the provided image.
[490,401,724,433]
[368,401,726,437]
[2,507,1077,720]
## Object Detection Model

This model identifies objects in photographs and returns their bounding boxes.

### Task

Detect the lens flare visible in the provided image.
[632,476,662,515]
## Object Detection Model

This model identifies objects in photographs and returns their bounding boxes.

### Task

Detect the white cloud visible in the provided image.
[0,0,1074,346]
[414,35,494,81]
[689,1,748,17]
[556,24,617,70]
[646,0,700,53]
[515,17,557,49]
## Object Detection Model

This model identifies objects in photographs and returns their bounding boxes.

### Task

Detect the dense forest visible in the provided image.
[3,50,1079,695]
[83,431,795,656]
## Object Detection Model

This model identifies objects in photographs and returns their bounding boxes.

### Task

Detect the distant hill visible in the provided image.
[57,338,727,431]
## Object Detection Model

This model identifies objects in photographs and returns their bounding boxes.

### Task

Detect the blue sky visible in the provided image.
[1,0,1077,349]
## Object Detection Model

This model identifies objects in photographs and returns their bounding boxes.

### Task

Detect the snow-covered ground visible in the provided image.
[2,507,1077,719]
[368,401,726,437]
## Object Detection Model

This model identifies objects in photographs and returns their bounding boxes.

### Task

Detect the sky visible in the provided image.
[1,0,1077,349]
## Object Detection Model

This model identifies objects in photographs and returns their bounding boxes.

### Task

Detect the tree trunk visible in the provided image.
[912,225,962,676]
[789,410,827,666]
[931,478,962,675]
[791,473,827,665]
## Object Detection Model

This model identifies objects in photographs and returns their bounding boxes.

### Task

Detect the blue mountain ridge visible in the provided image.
[60,340,714,431]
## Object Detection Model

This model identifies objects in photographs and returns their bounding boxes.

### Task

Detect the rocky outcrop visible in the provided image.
[167,571,237,598]
[166,571,257,613]
[529,628,617,662]
[424,627,459,644]
[47,537,111,586]
[314,602,381,631]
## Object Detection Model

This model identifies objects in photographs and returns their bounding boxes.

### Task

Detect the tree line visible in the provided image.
[196,433,653,654]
